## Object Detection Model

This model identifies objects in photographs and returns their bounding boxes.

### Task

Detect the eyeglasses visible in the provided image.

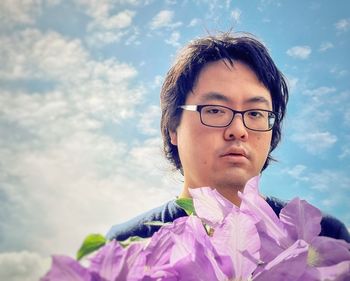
[178,104,276,132]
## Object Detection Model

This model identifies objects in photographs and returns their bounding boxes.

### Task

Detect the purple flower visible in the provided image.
[190,179,261,279]
[89,239,144,280]
[239,176,292,250]
[42,175,350,281]
[211,212,261,280]
[40,255,93,281]
[239,177,350,279]
[253,239,309,281]
[189,186,238,227]
[142,215,231,280]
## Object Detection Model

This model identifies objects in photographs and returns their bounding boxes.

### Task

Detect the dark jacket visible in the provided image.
[106,197,350,243]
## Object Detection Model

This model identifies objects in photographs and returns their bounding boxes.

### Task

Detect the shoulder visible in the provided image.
[106,200,187,241]
[320,213,350,242]
[266,196,350,243]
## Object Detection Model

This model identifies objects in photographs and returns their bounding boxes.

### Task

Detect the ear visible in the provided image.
[169,129,178,146]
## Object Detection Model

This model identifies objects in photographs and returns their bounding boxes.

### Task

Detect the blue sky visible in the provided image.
[0,0,349,279]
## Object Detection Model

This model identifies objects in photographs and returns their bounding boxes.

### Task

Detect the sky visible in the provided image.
[0,0,349,280]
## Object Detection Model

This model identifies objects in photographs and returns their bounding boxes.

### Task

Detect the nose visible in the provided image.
[223,113,248,141]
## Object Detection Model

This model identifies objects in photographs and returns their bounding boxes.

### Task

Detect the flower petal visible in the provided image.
[190,187,237,227]
[279,197,322,243]
[310,236,350,266]
[239,188,291,249]
[171,240,228,281]
[301,260,350,281]
[88,240,127,280]
[41,255,92,281]
[212,212,260,279]
[253,240,309,281]
[243,175,260,195]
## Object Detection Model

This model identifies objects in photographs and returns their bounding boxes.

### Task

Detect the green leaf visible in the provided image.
[118,236,148,248]
[143,221,171,227]
[176,198,196,216]
[76,233,106,261]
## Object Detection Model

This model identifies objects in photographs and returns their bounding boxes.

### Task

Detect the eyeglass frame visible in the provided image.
[178,104,277,132]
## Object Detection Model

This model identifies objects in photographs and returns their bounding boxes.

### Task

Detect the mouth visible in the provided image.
[220,147,248,162]
[221,148,247,158]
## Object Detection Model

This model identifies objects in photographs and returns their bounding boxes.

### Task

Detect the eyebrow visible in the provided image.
[199,92,231,103]
[244,96,272,108]
[198,92,272,108]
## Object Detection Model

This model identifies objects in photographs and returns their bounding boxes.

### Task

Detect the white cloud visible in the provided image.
[308,170,350,192]
[335,18,350,32]
[75,0,136,46]
[125,27,141,45]
[188,18,201,27]
[287,85,349,155]
[286,76,298,92]
[0,0,60,27]
[339,146,350,159]
[0,251,51,281]
[231,8,241,23]
[0,89,179,257]
[319,42,334,52]
[87,9,135,31]
[149,10,182,30]
[283,164,309,181]
[0,29,142,120]
[165,31,181,47]
[137,105,161,135]
[283,167,350,197]
[291,131,337,154]
[85,30,128,46]
[286,45,312,59]
[0,26,183,261]
[0,29,89,81]
[150,74,164,89]
[127,137,171,176]
[344,110,350,126]
[303,86,336,97]
[330,66,348,77]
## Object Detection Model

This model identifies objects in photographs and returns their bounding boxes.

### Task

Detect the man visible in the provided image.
[107,33,350,242]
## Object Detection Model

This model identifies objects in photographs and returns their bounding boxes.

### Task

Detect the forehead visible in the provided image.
[189,60,272,108]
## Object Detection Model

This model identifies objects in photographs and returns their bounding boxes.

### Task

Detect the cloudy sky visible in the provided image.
[0,0,349,279]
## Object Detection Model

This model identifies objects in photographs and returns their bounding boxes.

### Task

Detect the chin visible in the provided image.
[214,177,248,190]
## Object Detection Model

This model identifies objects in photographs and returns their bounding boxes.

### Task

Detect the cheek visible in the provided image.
[253,134,272,155]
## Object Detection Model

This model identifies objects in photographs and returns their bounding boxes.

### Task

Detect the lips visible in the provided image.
[220,146,248,158]
[220,147,248,163]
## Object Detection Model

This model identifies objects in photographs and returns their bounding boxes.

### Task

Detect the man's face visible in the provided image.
[170,60,273,193]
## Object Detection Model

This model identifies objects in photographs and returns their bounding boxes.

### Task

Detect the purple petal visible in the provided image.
[243,175,260,195]
[137,216,230,280]
[144,216,191,266]
[131,217,202,279]
[280,197,322,243]
[115,243,145,281]
[189,187,238,227]
[169,217,230,280]
[239,189,292,249]
[211,212,260,279]
[253,240,309,281]
[316,260,350,281]
[171,247,227,281]
[88,240,126,279]
[40,255,92,281]
[258,232,284,263]
[301,260,350,281]
[310,236,350,266]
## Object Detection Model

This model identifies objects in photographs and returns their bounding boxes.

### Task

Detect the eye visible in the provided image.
[247,110,265,118]
[204,106,226,115]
